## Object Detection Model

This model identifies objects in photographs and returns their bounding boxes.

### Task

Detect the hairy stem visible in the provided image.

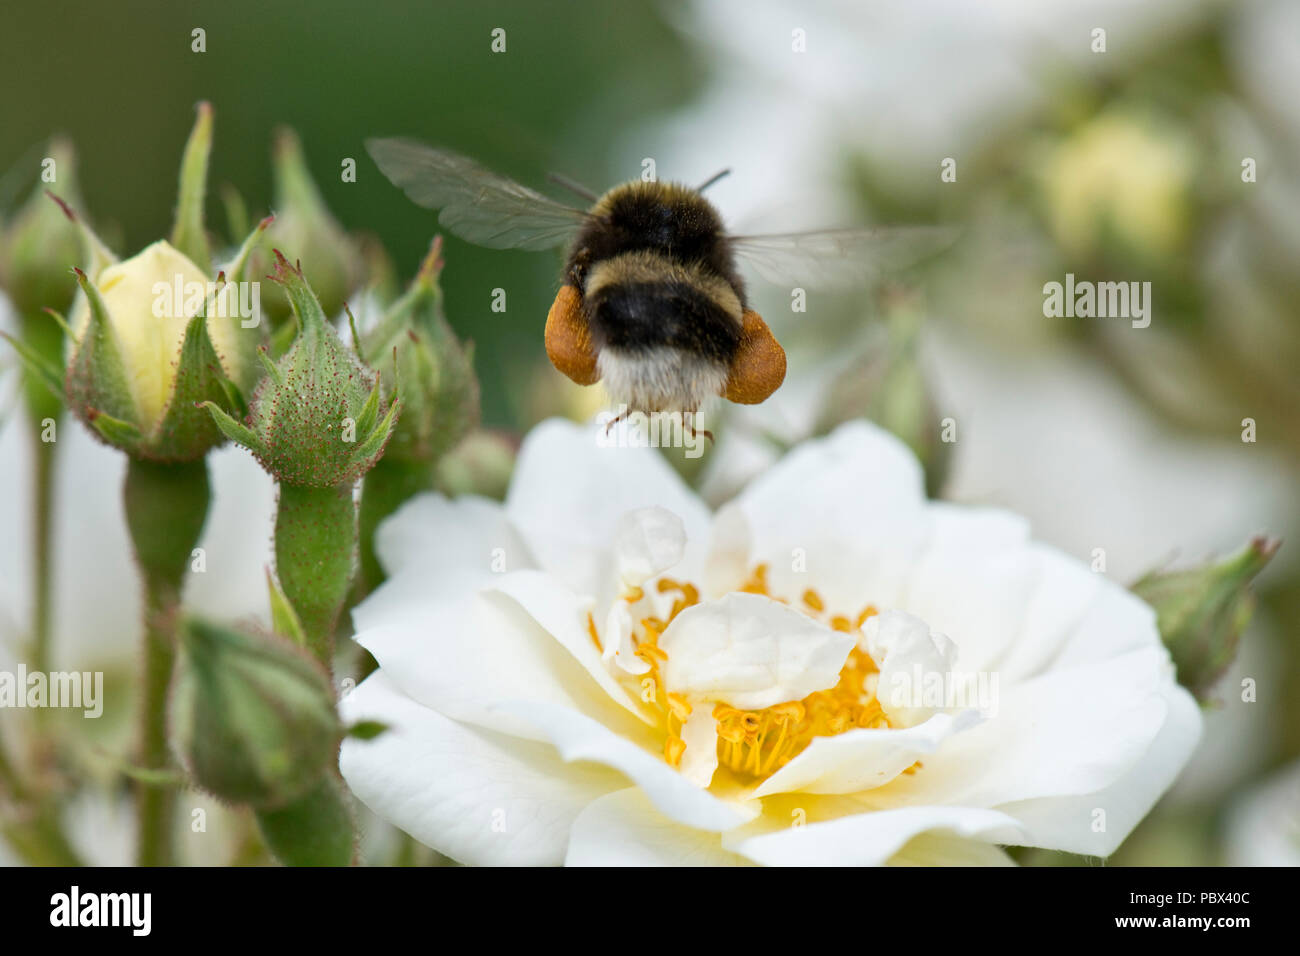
[124,457,210,867]
[275,482,357,665]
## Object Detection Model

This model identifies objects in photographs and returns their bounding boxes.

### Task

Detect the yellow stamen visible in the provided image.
[664,735,686,767]
[802,589,825,612]
[590,564,902,784]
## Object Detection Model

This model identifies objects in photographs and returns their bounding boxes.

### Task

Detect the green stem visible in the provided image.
[1,808,84,866]
[30,430,55,677]
[123,457,210,867]
[275,483,357,665]
[20,305,64,692]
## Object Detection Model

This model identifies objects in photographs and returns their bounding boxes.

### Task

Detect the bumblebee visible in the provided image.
[368,139,952,414]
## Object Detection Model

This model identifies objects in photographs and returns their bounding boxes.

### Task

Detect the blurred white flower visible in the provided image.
[340,418,1199,866]
[1225,759,1300,866]
[926,326,1298,581]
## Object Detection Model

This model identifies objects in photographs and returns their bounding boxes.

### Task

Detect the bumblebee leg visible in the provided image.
[604,406,631,436]
[545,284,601,386]
[724,309,786,404]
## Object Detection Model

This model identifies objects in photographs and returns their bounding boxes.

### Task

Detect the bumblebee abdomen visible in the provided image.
[583,251,743,363]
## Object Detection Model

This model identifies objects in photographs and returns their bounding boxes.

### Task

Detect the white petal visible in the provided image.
[990,544,1104,682]
[728,804,1025,867]
[339,673,623,866]
[566,788,753,866]
[678,707,720,788]
[877,646,1176,809]
[731,421,933,614]
[996,681,1202,856]
[1051,581,1163,668]
[752,711,980,798]
[354,583,645,743]
[487,570,654,723]
[895,504,1038,673]
[357,494,535,630]
[612,507,686,587]
[702,501,752,599]
[659,592,854,710]
[492,699,750,832]
[602,599,651,675]
[886,831,1017,866]
[505,419,712,601]
[862,609,961,727]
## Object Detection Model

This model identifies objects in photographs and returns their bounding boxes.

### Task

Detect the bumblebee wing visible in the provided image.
[366,138,589,250]
[729,225,959,287]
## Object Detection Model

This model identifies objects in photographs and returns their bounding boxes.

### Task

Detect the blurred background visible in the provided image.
[1,0,1296,865]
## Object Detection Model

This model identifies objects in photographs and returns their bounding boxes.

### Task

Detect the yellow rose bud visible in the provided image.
[65,234,266,461]
[70,240,249,428]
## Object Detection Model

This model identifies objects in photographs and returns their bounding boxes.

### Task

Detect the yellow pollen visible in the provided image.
[664,735,686,767]
[712,567,892,779]
[595,565,902,783]
[666,693,693,722]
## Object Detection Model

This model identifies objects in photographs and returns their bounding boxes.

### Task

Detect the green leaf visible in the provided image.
[43,190,117,280]
[254,774,354,866]
[349,394,402,470]
[0,330,64,401]
[1133,536,1281,701]
[219,213,274,286]
[352,376,382,440]
[345,720,389,741]
[67,268,138,427]
[118,765,188,788]
[267,568,308,648]
[88,409,142,447]
[200,400,262,454]
[256,345,284,387]
[150,310,234,459]
[170,102,214,271]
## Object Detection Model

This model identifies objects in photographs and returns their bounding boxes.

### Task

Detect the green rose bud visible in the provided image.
[0,139,87,437]
[362,236,478,465]
[261,128,361,327]
[205,250,400,487]
[436,429,518,501]
[0,137,83,317]
[171,617,341,809]
[1133,536,1281,702]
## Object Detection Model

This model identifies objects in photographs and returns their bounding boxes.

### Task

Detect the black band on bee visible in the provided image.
[586,279,743,363]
